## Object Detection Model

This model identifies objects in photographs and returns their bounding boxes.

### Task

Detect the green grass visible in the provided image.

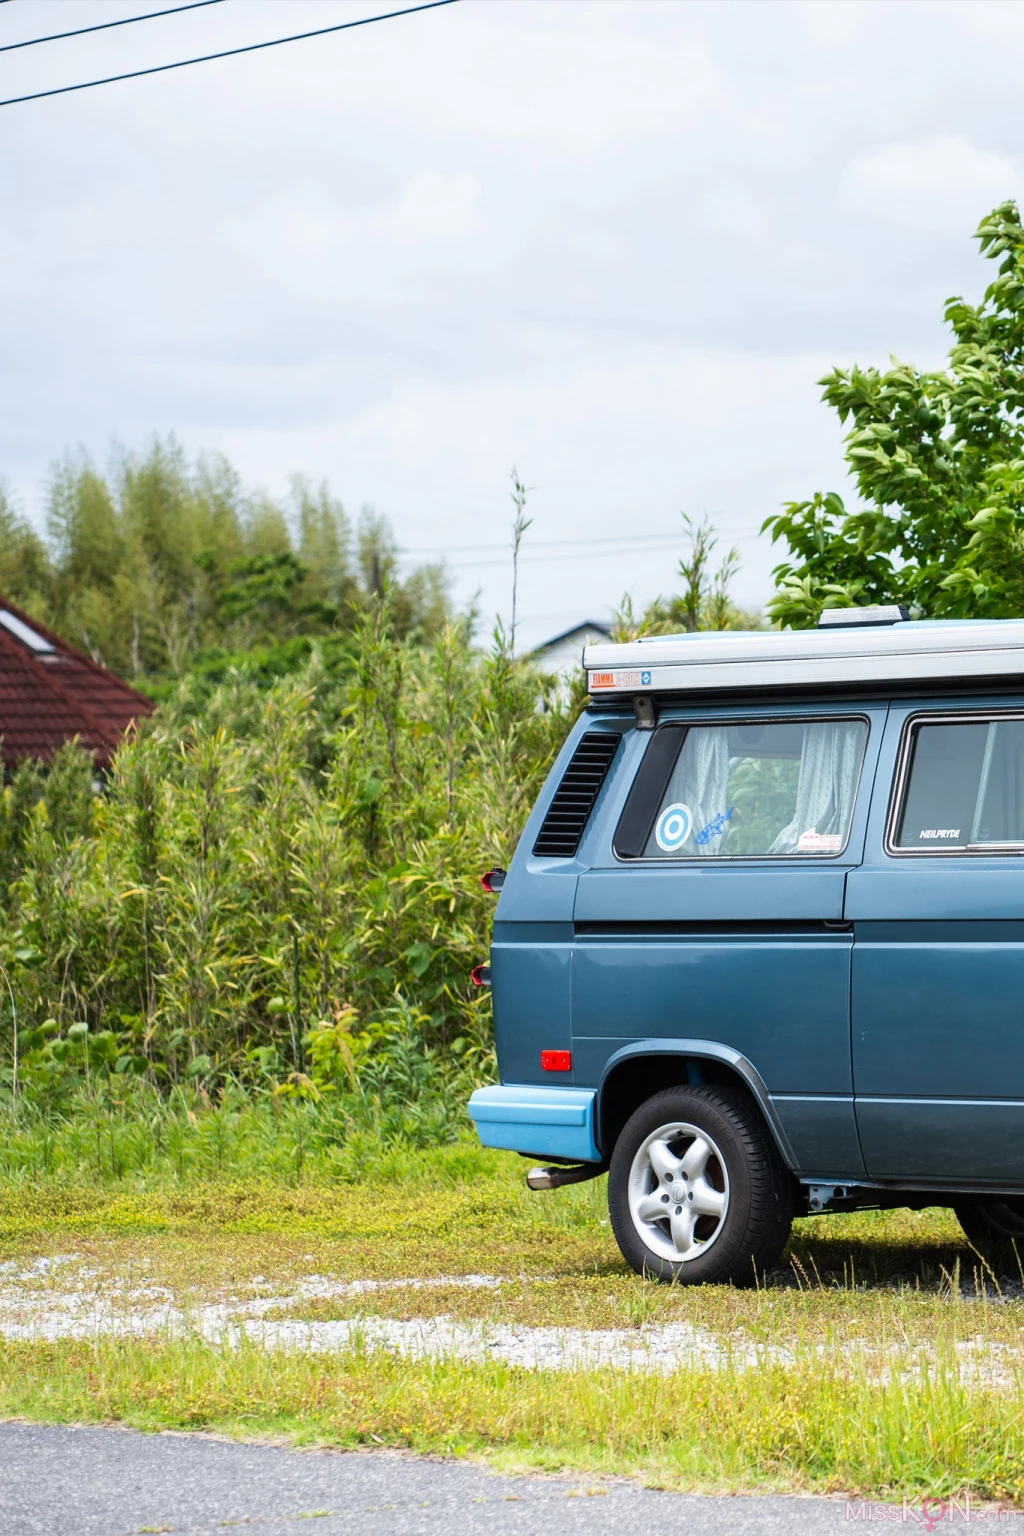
[0,1334,1022,1502]
[0,1147,1022,1504]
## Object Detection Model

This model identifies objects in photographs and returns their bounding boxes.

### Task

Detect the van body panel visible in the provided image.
[494,864,581,925]
[854,1100,1024,1184]
[846,873,1024,922]
[557,702,887,1176]
[570,929,853,1093]
[768,1096,864,1175]
[573,867,848,924]
[592,1035,796,1164]
[476,664,1024,1198]
[849,697,1024,1182]
[491,921,573,1086]
[484,714,631,1087]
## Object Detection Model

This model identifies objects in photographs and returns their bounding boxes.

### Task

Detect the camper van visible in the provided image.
[469,610,1024,1283]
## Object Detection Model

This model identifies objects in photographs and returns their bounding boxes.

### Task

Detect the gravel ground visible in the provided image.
[0,1262,776,1370]
[1,1259,1022,1383]
[0,1420,859,1534]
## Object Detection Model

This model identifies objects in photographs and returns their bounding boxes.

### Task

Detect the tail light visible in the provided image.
[471,964,491,987]
[480,868,506,893]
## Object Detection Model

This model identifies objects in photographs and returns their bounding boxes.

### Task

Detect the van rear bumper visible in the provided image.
[468,1085,600,1163]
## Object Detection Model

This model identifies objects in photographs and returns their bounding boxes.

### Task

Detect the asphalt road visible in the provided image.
[0,1422,860,1534]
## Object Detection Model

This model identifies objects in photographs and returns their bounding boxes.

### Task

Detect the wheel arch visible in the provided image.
[596,1039,797,1169]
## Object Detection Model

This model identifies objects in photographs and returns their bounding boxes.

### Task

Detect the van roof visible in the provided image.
[584,617,1024,698]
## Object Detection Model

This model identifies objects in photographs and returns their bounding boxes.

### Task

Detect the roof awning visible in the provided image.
[584,620,1024,698]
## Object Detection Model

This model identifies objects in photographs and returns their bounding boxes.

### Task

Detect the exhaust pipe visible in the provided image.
[526,1163,607,1191]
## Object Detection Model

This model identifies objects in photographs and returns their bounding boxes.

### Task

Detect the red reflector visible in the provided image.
[541,1049,572,1072]
[480,868,506,893]
[470,964,491,987]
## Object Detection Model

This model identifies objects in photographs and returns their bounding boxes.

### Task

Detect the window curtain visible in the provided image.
[660,727,731,855]
[769,722,864,855]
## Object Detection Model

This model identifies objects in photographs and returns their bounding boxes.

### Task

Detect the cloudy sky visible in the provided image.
[2,0,1023,648]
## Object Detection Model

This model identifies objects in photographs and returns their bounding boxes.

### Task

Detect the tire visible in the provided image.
[954,1198,1024,1266]
[608,1085,795,1286]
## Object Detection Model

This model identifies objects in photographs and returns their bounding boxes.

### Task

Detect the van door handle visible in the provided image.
[823,920,853,932]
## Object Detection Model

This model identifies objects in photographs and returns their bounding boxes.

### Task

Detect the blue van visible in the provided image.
[469,609,1024,1284]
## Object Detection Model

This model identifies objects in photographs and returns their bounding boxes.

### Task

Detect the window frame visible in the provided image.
[886,709,1024,859]
[612,711,872,864]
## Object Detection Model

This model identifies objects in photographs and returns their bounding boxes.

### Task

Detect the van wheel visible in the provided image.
[954,1199,1024,1263]
[608,1085,794,1286]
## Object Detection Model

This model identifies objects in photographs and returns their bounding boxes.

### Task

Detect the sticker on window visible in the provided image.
[655,803,693,852]
[696,809,734,847]
[797,829,842,853]
[919,829,960,840]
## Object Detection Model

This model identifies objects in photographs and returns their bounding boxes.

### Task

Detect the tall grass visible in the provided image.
[2,1335,1022,1502]
[0,600,579,1121]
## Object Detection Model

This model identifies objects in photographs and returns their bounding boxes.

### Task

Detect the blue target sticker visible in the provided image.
[655,802,693,852]
[640,670,651,685]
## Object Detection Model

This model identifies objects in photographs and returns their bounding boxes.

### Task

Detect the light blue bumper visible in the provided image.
[468,1084,600,1163]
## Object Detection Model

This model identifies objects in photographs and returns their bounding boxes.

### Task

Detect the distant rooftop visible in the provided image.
[529,620,612,668]
[0,599,155,770]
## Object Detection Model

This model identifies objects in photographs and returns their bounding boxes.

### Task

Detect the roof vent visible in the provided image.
[817,605,909,629]
[0,610,54,653]
[532,732,620,858]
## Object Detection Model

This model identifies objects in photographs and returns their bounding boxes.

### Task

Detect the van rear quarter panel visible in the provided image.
[491,701,883,1177]
[570,700,885,1176]
[491,714,635,1087]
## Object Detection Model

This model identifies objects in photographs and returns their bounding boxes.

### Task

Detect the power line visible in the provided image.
[401,530,695,556]
[0,0,461,107]
[0,1,224,55]
[439,542,684,571]
[410,536,770,573]
[399,525,767,559]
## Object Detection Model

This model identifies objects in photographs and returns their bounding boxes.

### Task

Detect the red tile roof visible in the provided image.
[0,598,155,770]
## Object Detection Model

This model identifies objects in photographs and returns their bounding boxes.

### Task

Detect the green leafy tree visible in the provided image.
[216,552,324,645]
[1,437,451,679]
[613,514,759,640]
[0,486,52,620]
[766,201,1024,627]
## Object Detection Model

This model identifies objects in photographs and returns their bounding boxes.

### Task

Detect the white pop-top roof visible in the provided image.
[584,618,1024,697]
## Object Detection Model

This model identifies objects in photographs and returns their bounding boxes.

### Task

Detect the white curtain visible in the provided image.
[769,722,864,855]
[657,727,731,856]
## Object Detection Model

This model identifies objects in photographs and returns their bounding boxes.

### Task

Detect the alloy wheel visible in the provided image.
[627,1119,730,1264]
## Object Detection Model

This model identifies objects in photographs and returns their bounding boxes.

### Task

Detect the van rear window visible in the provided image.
[614,718,868,860]
[892,716,1024,851]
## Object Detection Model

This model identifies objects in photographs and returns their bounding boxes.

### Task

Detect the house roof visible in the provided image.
[0,598,155,770]
[530,620,612,656]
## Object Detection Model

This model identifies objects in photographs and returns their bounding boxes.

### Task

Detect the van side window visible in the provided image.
[892,716,1024,852]
[614,718,868,860]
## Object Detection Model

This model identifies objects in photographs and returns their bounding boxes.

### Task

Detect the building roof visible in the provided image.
[530,620,612,657]
[584,617,1024,699]
[0,598,155,770]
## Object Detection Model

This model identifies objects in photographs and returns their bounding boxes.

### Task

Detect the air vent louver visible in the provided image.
[532,732,621,858]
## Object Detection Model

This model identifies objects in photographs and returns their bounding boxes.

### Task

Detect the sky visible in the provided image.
[2,0,1024,650]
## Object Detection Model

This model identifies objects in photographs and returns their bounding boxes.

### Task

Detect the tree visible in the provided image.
[766,201,1024,627]
[0,437,452,678]
[613,513,758,640]
[0,486,52,619]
